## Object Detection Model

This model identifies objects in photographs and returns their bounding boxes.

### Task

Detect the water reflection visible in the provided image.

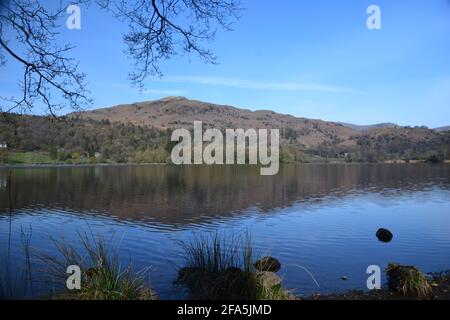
[0,164,449,227]
[0,164,450,227]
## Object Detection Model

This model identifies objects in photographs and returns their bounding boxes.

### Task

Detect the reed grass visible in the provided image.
[178,231,292,300]
[0,226,34,299]
[38,232,156,300]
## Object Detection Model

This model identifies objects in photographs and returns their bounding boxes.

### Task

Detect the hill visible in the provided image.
[74,97,449,161]
[1,97,449,164]
[74,96,357,149]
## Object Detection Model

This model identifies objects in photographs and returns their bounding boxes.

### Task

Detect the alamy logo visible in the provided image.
[66,5,81,30]
[366,265,381,290]
[66,265,81,290]
[367,5,382,30]
[170,121,280,175]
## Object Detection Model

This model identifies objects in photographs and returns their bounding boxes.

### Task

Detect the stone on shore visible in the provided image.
[254,256,281,272]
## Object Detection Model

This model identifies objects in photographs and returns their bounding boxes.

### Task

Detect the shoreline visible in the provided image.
[0,162,168,168]
[300,271,450,300]
[1,162,448,169]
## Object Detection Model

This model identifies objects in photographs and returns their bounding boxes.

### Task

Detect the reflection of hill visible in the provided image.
[0,164,449,226]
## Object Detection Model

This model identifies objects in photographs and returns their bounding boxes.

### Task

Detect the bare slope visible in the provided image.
[74,96,447,151]
[75,97,357,148]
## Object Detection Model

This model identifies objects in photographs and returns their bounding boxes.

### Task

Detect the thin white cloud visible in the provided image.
[142,88,187,95]
[154,76,357,93]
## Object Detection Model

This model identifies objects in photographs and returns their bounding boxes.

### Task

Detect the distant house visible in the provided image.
[0,143,7,149]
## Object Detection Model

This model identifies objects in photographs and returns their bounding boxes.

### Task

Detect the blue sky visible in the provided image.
[2,0,450,127]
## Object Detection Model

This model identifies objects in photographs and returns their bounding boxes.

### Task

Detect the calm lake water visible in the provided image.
[1,164,450,299]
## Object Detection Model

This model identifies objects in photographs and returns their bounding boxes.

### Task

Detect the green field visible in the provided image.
[0,151,96,165]
[1,151,56,164]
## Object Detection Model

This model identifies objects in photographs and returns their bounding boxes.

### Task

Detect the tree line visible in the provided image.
[1,114,449,164]
[0,114,171,163]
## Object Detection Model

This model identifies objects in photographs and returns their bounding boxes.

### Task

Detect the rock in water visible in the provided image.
[386,264,432,297]
[376,228,393,243]
[254,256,281,272]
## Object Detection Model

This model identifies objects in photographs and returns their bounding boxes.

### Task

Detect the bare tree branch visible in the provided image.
[0,0,92,116]
[98,0,241,88]
[0,0,242,116]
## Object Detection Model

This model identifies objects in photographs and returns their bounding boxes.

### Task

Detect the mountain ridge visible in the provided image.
[1,97,448,164]
[73,97,447,150]
[76,96,446,131]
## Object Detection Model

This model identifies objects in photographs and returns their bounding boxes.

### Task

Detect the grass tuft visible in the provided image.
[386,263,432,297]
[39,232,156,300]
[177,232,292,300]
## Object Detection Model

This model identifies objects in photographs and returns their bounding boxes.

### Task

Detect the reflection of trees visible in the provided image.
[0,164,449,226]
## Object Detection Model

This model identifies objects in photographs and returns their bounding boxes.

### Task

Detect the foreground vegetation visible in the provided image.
[45,234,156,300]
[176,233,293,300]
[0,231,156,300]
[2,228,449,300]
[1,230,293,300]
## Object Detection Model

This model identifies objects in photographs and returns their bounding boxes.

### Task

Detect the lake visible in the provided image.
[1,164,450,299]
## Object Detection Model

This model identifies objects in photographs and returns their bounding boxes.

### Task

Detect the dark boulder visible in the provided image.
[376,228,393,243]
[254,256,281,272]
